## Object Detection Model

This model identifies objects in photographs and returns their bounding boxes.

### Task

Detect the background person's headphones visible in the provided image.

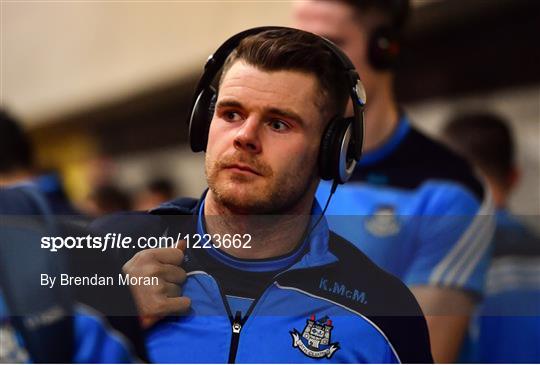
[187,26,366,185]
[368,25,401,70]
[361,0,409,70]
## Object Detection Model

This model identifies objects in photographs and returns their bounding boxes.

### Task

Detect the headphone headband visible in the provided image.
[187,26,366,184]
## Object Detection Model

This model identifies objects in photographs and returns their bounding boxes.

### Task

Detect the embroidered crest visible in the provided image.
[365,205,400,237]
[290,315,340,359]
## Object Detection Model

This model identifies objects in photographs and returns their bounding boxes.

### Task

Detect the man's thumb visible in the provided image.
[176,239,187,252]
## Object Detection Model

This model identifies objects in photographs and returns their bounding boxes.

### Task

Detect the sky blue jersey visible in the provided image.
[461,210,540,363]
[317,116,494,294]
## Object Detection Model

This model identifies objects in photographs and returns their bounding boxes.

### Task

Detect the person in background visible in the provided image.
[34,172,80,215]
[0,109,78,215]
[293,1,494,362]
[84,184,133,217]
[0,109,34,187]
[135,178,176,211]
[442,112,540,363]
[0,109,146,362]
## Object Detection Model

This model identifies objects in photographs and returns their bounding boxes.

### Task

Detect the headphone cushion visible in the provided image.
[319,118,356,182]
[188,86,216,152]
[319,118,342,180]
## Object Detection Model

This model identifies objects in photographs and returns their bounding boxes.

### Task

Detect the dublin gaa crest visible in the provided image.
[290,315,340,359]
[365,204,400,237]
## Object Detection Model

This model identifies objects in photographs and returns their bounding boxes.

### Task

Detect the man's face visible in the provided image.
[293,0,376,98]
[205,61,325,214]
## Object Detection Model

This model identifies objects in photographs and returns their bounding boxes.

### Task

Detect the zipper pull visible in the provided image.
[232,311,242,333]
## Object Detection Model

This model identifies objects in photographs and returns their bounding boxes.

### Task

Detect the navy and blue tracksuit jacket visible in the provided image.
[93,194,433,363]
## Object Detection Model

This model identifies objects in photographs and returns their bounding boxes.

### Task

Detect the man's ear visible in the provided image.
[508,166,521,191]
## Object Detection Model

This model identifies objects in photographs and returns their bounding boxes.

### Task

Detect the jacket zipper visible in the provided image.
[216,263,336,363]
[228,311,242,363]
[216,281,253,364]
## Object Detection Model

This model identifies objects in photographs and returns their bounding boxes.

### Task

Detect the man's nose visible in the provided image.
[233,116,262,154]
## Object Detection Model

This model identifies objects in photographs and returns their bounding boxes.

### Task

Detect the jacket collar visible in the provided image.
[152,189,338,271]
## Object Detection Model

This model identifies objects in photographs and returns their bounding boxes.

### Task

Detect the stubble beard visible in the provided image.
[205,152,317,215]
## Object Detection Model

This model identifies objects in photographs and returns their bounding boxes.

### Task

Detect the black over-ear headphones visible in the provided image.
[366,0,409,70]
[368,26,401,70]
[187,26,366,185]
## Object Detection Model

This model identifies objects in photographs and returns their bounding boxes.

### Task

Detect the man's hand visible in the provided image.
[122,241,191,328]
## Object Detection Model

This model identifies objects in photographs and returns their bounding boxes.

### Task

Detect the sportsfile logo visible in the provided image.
[319,278,368,304]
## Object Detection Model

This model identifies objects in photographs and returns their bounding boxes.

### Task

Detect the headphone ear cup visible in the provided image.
[319,118,355,182]
[319,119,339,181]
[188,86,216,152]
[319,117,357,183]
[368,27,400,71]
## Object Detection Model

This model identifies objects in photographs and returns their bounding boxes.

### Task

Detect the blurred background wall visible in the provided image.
[1,0,539,216]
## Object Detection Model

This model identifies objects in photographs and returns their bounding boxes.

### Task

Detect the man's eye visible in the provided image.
[223,111,241,122]
[269,120,289,132]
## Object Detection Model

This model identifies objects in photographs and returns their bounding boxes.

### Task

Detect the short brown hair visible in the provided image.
[341,0,410,31]
[442,112,515,187]
[219,28,350,121]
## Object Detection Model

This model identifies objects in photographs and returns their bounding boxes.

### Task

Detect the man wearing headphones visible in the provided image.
[293,0,494,362]
[100,27,432,362]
